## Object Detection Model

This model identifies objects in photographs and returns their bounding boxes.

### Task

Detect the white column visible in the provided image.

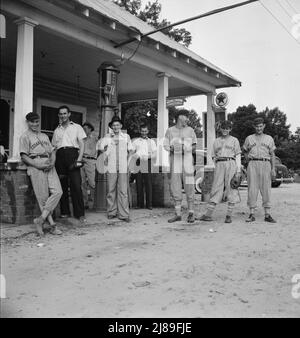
[11,17,38,159]
[157,72,170,167]
[206,93,216,166]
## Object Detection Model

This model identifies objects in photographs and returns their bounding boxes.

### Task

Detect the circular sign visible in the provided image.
[215,92,229,107]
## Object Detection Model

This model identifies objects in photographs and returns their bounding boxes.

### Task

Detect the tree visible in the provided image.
[276,128,300,171]
[228,104,291,147]
[261,107,291,146]
[227,104,258,145]
[122,101,202,139]
[113,0,192,47]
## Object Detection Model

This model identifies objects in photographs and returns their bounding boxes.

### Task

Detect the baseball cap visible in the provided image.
[26,112,40,122]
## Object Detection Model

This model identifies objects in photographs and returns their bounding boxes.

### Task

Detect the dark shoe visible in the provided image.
[108,215,117,219]
[168,215,182,223]
[34,217,45,236]
[147,206,153,210]
[85,205,89,210]
[60,214,70,219]
[265,214,276,223]
[187,213,195,223]
[225,215,232,223]
[246,214,255,222]
[119,218,131,223]
[198,215,213,222]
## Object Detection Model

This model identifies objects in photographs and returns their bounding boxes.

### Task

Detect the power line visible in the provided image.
[114,0,260,48]
[259,0,300,46]
[276,0,293,18]
[284,0,298,13]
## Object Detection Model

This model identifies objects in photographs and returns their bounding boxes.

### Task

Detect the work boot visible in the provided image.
[198,215,213,222]
[187,213,195,223]
[245,214,255,222]
[225,215,232,223]
[34,217,45,236]
[168,215,182,223]
[264,214,276,223]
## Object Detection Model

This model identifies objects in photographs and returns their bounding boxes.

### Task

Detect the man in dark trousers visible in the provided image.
[132,124,157,209]
[52,105,87,224]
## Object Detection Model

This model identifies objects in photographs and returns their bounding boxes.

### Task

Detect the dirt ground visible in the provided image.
[1,184,300,318]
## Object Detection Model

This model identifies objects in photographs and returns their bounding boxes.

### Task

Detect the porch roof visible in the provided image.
[76,0,241,88]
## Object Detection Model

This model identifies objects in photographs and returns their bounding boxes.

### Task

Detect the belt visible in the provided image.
[216,157,235,162]
[83,156,97,160]
[249,158,270,162]
[58,147,78,150]
[30,154,49,159]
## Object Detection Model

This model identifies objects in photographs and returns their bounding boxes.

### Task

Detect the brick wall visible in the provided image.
[0,167,40,225]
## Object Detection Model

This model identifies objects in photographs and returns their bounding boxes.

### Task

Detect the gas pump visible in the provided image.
[94,62,120,212]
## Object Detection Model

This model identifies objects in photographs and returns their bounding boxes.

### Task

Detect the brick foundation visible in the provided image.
[0,165,40,225]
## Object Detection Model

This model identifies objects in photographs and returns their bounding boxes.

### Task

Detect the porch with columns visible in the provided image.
[1,0,240,224]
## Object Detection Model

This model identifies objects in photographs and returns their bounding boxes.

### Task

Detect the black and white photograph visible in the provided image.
[0,0,300,321]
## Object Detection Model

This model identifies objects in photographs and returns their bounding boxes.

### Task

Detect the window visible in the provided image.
[37,99,87,141]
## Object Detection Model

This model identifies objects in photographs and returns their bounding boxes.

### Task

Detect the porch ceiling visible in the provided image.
[1,16,203,102]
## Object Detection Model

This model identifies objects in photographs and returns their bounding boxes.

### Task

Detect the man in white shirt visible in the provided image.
[97,116,133,222]
[52,105,87,223]
[132,124,157,209]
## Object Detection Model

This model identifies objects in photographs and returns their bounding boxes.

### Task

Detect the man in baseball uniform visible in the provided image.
[97,116,133,222]
[199,120,242,223]
[243,117,276,223]
[164,110,197,223]
[52,106,87,224]
[19,112,63,236]
[81,122,97,210]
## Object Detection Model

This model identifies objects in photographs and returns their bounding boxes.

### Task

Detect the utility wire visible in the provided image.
[276,0,293,18]
[114,0,259,48]
[259,0,300,46]
[284,0,298,13]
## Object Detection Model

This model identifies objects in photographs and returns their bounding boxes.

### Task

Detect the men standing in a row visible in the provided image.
[52,106,87,224]
[81,122,97,210]
[243,117,276,223]
[97,116,133,222]
[132,124,157,210]
[164,110,197,223]
[199,120,241,223]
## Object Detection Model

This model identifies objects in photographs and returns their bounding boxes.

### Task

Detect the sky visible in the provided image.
[142,0,300,132]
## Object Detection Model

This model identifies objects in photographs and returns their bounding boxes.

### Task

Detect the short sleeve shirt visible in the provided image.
[212,136,241,159]
[132,137,157,159]
[52,122,86,149]
[83,134,98,158]
[97,131,133,172]
[163,126,197,152]
[19,130,54,157]
[243,134,276,160]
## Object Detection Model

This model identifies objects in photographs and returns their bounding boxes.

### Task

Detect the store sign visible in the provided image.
[166,98,185,108]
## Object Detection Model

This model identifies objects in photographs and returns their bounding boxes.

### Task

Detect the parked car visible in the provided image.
[241,156,293,188]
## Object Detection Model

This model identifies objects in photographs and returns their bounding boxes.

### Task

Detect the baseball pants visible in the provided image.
[28,158,62,213]
[247,161,271,208]
[209,161,240,205]
[170,157,195,205]
[107,172,130,219]
[81,158,96,206]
